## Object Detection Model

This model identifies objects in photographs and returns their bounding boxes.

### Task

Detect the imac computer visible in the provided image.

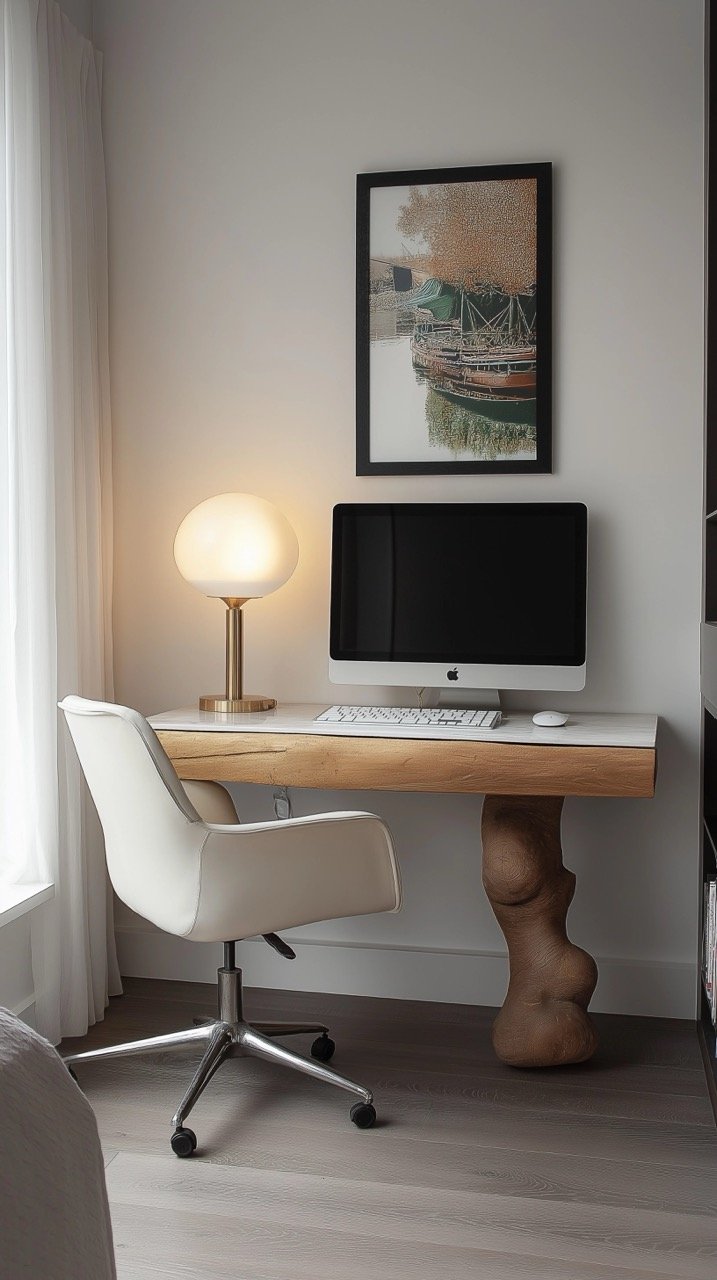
[328,502,587,698]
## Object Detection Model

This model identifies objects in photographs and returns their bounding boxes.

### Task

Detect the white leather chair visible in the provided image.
[59,696,401,1156]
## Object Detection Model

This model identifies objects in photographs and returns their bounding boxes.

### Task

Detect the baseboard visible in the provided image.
[115,926,697,1019]
[9,995,37,1027]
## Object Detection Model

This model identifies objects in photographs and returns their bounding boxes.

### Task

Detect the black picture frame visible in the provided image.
[356,163,552,476]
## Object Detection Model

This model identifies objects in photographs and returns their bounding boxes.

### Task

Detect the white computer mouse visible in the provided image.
[532,711,569,727]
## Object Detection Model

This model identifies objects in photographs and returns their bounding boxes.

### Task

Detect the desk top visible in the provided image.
[150,704,658,750]
[152,705,657,797]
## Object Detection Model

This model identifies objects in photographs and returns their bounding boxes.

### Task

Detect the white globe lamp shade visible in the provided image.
[174,493,298,714]
[174,493,298,600]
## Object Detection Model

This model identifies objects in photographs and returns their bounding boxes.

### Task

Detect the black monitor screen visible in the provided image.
[330,503,587,666]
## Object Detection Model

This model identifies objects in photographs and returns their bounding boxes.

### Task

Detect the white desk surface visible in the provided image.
[149,704,658,750]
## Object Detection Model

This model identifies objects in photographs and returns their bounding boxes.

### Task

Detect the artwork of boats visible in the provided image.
[408,280,537,424]
[359,169,549,470]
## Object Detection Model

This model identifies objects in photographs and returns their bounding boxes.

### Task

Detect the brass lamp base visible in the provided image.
[199,694,276,714]
[200,598,277,715]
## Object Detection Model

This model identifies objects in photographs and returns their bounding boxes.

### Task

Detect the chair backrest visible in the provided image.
[59,696,209,936]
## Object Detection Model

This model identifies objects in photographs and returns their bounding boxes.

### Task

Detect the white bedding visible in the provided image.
[0,1009,116,1279]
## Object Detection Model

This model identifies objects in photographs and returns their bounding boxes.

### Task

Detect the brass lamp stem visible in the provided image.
[199,597,276,714]
[224,600,245,703]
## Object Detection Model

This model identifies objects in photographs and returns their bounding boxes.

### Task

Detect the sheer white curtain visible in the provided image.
[0,0,121,1043]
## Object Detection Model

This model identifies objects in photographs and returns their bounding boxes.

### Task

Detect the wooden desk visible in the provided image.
[151,705,658,1070]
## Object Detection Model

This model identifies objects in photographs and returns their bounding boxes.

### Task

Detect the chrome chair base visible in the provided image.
[62,960,376,1154]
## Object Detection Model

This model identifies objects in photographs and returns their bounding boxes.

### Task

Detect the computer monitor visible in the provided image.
[329,502,587,694]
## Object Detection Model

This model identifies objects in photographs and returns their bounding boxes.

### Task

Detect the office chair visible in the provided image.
[59,696,401,1156]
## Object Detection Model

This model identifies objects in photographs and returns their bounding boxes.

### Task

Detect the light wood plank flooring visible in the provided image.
[63,979,717,1280]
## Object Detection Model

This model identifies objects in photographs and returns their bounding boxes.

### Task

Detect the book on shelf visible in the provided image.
[704,877,717,1028]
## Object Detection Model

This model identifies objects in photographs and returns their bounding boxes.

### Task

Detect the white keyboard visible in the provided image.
[315,705,502,729]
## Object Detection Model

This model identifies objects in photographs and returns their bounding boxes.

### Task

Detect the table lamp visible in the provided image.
[174,492,299,713]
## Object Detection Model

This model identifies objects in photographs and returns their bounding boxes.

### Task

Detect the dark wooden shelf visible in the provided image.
[702,711,717,1122]
[700,984,716,1049]
[698,0,716,1122]
[698,986,717,1122]
[704,817,717,874]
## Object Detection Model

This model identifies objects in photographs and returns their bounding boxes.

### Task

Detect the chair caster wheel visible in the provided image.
[350,1102,376,1129]
[311,1033,335,1062]
[171,1127,197,1158]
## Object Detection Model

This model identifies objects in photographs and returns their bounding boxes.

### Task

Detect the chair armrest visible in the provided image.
[186,810,401,943]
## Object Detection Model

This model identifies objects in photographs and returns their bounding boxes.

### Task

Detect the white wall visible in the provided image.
[92,0,704,1017]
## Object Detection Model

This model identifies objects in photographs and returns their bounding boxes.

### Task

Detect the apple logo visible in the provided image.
[447,668,459,681]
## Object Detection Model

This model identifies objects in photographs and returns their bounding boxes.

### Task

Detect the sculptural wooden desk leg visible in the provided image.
[482,795,598,1068]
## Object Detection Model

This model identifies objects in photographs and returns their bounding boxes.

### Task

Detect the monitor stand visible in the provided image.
[436,688,502,711]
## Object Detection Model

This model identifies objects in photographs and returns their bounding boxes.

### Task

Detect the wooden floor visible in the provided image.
[63,978,717,1280]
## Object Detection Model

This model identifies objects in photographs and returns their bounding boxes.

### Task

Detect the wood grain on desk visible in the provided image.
[155,728,656,797]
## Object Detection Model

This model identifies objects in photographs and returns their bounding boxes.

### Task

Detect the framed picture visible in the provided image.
[356,163,552,476]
